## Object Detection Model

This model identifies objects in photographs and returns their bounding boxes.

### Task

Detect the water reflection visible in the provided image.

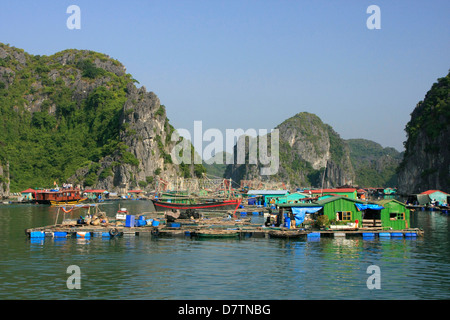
[1,203,450,299]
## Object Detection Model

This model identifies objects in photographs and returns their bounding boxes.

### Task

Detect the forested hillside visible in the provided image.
[0,43,204,192]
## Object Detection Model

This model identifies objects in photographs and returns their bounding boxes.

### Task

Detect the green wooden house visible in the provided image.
[279,196,365,228]
[316,196,365,226]
[375,199,411,230]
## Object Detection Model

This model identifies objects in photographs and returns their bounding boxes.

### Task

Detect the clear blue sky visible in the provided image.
[1,0,449,152]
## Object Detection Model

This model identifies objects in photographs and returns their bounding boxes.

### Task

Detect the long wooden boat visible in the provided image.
[34,188,87,205]
[150,198,242,212]
[196,229,239,238]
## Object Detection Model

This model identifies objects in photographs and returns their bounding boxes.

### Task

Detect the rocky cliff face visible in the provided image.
[347,139,402,187]
[398,71,450,194]
[0,43,202,192]
[224,112,355,188]
[0,161,10,199]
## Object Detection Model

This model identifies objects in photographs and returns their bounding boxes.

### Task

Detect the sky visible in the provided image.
[1,0,449,153]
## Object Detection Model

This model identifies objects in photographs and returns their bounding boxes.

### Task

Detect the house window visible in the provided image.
[390,212,404,220]
[337,211,352,221]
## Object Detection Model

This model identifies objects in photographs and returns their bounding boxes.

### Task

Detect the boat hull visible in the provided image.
[48,198,87,205]
[196,230,239,238]
[151,198,241,212]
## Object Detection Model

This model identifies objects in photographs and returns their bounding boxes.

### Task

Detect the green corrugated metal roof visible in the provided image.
[278,196,366,207]
[315,196,365,205]
[377,199,407,207]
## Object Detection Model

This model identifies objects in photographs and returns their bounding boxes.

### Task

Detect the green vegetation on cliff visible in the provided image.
[0,44,134,190]
[398,71,450,193]
[0,43,205,192]
[347,139,402,187]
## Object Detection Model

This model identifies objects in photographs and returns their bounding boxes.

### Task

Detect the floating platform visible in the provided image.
[25,221,424,241]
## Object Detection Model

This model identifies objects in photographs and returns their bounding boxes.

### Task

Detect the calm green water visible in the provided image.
[0,201,449,300]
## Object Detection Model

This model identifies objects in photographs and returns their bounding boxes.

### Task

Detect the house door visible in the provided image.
[363,209,381,228]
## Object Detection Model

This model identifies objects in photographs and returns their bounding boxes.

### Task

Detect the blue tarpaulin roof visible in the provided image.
[355,203,384,211]
[291,207,322,225]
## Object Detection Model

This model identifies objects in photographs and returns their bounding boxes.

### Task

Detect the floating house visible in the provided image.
[316,196,366,226]
[374,199,411,230]
[420,190,449,205]
[303,188,358,200]
[21,188,36,201]
[127,190,144,199]
[384,187,397,195]
[84,189,108,201]
[276,192,311,204]
[406,194,431,206]
[278,196,367,228]
[247,190,289,206]
[279,196,412,231]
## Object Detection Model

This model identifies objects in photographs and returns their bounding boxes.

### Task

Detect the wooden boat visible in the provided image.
[150,197,242,212]
[268,230,304,239]
[34,188,87,205]
[196,229,239,238]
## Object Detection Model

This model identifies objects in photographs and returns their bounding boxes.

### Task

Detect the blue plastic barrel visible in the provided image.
[30,231,45,238]
[379,232,391,238]
[284,217,291,229]
[391,232,403,237]
[307,232,320,238]
[240,211,247,216]
[362,232,375,238]
[54,232,67,238]
[152,220,160,227]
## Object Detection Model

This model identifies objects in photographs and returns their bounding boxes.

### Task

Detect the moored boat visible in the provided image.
[196,229,239,238]
[150,197,242,213]
[35,188,87,205]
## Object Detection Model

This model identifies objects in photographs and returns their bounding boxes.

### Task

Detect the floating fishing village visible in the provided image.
[14,177,449,242]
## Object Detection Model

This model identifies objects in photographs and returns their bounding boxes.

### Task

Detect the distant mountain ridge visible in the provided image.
[347,139,402,187]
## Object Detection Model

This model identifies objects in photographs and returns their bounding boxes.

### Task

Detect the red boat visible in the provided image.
[34,188,87,205]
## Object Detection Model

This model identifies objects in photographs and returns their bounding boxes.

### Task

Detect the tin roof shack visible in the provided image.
[304,188,358,200]
[384,187,397,195]
[420,190,449,205]
[276,192,311,204]
[406,194,431,206]
[127,190,144,199]
[84,189,108,200]
[277,202,323,229]
[21,188,36,201]
[247,190,289,206]
[376,199,411,230]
